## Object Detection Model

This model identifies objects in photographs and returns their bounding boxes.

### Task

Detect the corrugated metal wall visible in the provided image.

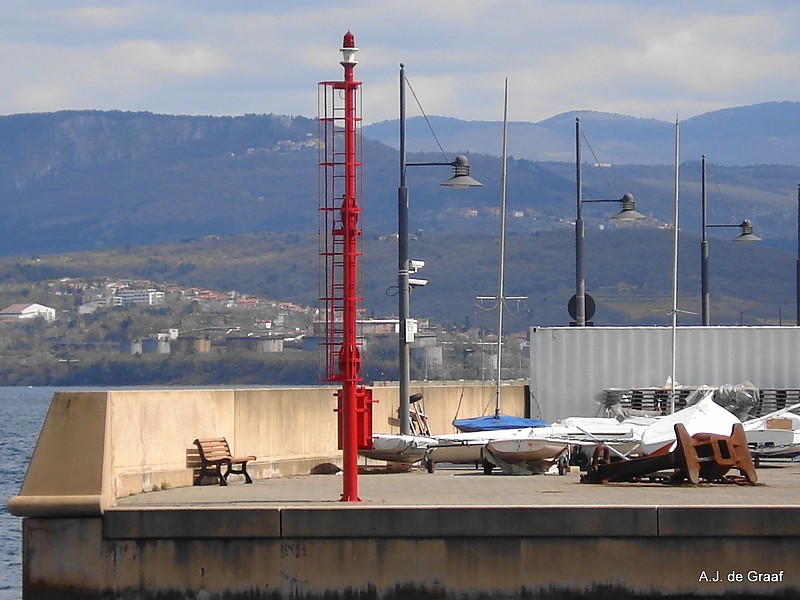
[529,326,800,421]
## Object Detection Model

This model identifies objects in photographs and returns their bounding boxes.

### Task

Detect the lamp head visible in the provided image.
[610,192,646,220]
[340,31,358,65]
[441,155,482,188]
[734,219,762,242]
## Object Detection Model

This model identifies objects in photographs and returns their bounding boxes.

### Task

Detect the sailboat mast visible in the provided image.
[670,118,680,414]
[494,78,509,417]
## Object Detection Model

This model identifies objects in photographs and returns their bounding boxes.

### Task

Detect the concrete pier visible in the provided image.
[9,386,800,598]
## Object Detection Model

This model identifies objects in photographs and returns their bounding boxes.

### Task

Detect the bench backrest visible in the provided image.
[194,437,232,462]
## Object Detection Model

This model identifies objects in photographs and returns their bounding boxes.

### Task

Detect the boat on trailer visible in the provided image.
[482,437,571,475]
[743,403,800,463]
[426,426,542,467]
[359,433,437,465]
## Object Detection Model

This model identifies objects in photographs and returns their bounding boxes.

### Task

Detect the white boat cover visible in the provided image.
[639,390,741,454]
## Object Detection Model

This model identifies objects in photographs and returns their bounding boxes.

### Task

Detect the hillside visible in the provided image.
[0,111,323,254]
[363,101,800,166]
[3,227,794,331]
[0,224,792,387]
[0,110,593,255]
[0,107,797,271]
[0,105,796,386]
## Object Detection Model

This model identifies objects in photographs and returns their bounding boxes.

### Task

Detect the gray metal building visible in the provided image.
[529,326,800,422]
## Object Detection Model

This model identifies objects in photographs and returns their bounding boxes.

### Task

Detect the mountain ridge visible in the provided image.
[363,101,800,166]
[0,104,797,262]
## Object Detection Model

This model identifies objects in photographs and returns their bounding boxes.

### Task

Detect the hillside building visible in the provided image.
[117,289,165,306]
[0,303,56,323]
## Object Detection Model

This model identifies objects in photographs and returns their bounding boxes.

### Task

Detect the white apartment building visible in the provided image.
[117,289,165,306]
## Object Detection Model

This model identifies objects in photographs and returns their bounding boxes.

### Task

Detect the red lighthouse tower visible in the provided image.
[318,32,373,501]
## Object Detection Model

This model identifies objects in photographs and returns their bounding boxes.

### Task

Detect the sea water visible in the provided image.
[0,387,62,600]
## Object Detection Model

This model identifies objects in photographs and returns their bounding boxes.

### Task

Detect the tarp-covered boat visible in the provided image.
[358,433,438,464]
[639,389,741,455]
[452,414,547,432]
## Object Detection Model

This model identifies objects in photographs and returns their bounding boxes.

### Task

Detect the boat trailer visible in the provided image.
[581,423,758,485]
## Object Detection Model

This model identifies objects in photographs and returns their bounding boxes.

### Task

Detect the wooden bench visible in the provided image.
[193,437,256,486]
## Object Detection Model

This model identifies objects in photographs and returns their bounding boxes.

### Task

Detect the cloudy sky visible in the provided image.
[2,1,799,125]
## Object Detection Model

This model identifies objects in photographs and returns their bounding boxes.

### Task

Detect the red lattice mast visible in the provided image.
[318,32,372,502]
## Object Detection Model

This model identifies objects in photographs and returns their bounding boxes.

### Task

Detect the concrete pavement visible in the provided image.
[117,461,800,508]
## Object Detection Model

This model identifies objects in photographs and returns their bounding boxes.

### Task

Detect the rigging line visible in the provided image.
[451,388,465,432]
[529,388,543,420]
[475,299,499,311]
[503,298,522,316]
[580,129,618,198]
[708,167,738,223]
[404,75,449,163]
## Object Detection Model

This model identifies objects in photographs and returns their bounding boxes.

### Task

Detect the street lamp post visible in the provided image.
[398,64,481,434]
[574,117,644,326]
[796,184,800,326]
[700,155,761,326]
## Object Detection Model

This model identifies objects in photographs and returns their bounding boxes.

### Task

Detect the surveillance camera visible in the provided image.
[408,259,426,273]
[408,277,428,288]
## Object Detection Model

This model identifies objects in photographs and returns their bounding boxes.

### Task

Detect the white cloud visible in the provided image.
[65,6,134,27]
[112,41,230,78]
[12,83,77,113]
[0,2,799,122]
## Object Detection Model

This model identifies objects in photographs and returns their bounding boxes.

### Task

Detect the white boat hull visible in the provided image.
[485,438,569,462]
[745,429,800,459]
[358,433,437,464]
[428,427,538,465]
[742,405,800,459]
[532,423,644,457]
[482,438,570,475]
[427,422,642,467]
[427,441,484,464]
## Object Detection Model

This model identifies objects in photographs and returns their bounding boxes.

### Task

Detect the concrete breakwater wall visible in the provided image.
[9,383,800,599]
[9,382,526,515]
[19,504,800,599]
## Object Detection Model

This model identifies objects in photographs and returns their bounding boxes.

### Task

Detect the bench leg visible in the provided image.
[225,462,253,484]
[217,464,228,486]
